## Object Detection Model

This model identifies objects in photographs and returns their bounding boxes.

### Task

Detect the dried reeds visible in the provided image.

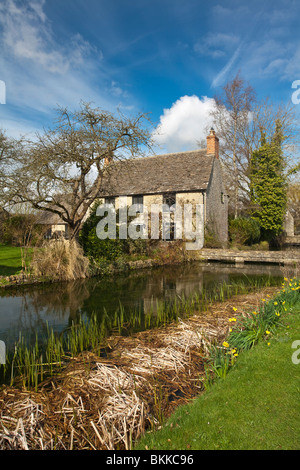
[31,239,90,281]
[0,396,52,450]
[93,392,145,450]
[0,319,214,450]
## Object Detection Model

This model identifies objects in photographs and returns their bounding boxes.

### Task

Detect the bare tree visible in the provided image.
[4,102,154,240]
[210,72,256,218]
[210,72,299,217]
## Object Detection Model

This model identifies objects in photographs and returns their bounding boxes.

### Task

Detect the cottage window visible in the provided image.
[132,195,143,206]
[130,195,145,236]
[163,192,176,240]
[105,196,115,207]
[163,192,176,208]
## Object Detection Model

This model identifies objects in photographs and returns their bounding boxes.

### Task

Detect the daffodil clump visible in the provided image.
[204,277,300,388]
[225,277,299,351]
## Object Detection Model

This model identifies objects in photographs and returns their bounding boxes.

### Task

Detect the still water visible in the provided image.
[0,262,285,349]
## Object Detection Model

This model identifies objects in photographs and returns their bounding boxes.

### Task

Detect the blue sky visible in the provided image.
[1,0,300,153]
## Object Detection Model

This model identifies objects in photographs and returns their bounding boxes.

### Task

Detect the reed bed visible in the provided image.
[88,362,146,393]
[93,392,146,450]
[164,318,222,355]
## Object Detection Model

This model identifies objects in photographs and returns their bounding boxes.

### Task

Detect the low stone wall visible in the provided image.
[0,272,51,288]
[195,248,300,265]
[284,236,300,247]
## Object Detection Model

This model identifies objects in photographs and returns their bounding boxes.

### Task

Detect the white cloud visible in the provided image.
[0,0,136,135]
[0,0,98,74]
[152,95,215,153]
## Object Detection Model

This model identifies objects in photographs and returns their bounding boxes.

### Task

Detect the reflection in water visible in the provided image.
[0,262,286,349]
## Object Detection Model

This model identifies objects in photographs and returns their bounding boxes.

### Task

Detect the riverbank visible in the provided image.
[1,249,298,290]
[1,280,297,450]
[0,242,192,288]
[0,257,172,288]
[1,239,299,289]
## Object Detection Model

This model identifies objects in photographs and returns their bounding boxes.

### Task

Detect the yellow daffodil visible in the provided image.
[274,302,278,306]
[232,307,237,311]
[222,341,229,348]
[229,317,237,322]
[265,330,271,335]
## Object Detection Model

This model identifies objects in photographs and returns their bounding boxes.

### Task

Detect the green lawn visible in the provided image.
[0,244,24,276]
[135,295,300,450]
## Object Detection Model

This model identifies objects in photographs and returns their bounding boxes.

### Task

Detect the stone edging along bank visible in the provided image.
[0,257,191,289]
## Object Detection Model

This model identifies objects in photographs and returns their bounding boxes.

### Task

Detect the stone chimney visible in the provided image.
[104,148,113,166]
[206,128,219,158]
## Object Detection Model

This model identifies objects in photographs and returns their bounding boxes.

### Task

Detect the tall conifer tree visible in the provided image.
[250,121,287,241]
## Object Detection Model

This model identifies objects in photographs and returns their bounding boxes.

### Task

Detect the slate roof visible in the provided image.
[99,149,214,197]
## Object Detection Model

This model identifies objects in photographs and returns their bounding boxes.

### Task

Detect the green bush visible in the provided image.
[79,203,123,261]
[79,202,147,262]
[229,217,261,247]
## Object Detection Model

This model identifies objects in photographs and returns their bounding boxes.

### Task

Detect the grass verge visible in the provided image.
[135,278,300,450]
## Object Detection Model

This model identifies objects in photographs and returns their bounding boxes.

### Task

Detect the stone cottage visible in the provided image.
[35,129,228,248]
[98,128,228,248]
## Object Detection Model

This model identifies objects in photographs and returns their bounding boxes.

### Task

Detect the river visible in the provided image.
[0,261,286,350]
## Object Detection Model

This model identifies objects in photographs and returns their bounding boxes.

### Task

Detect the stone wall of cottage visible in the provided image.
[97,179,229,248]
[97,193,205,245]
[175,192,205,249]
[176,192,204,206]
[205,158,228,246]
